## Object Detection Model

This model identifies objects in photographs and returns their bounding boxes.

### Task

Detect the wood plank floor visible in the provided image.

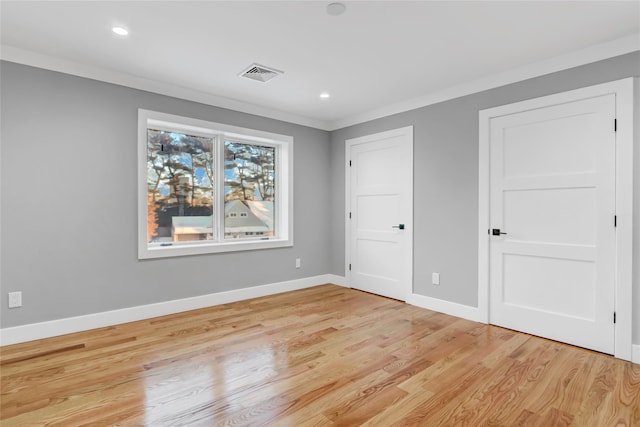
[1,284,639,426]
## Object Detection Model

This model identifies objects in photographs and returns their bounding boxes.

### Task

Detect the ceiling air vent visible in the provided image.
[238,63,283,83]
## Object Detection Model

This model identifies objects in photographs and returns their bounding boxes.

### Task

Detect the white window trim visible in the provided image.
[138,109,293,259]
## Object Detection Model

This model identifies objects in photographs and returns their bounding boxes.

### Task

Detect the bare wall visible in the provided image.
[2,52,639,346]
[0,61,332,328]
[330,52,640,342]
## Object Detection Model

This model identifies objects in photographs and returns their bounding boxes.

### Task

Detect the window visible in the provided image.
[138,109,293,259]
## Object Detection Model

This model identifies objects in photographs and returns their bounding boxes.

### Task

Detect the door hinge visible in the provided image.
[349,160,352,167]
[349,212,352,219]
[349,263,352,271]
[614,119,617,132]
[614,215,617,227]
[613,312,616,323]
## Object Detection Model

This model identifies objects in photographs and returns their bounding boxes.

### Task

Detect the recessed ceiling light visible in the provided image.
[327,2,346,16]
[112,26,129,36]
[320,92,331,99]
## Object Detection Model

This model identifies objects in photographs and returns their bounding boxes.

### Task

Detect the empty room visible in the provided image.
[1,1,639,425]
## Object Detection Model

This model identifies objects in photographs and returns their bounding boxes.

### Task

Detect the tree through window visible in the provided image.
[224,141,275,239]
[139,109,293,259]
[147,129,215,244]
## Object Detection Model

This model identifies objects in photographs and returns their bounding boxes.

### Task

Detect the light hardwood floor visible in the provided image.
[1,284,639,426]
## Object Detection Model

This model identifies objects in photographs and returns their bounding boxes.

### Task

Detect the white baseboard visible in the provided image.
[325,274,349,287]
[407,294,640,364]
[633,344,640,365]
[0,274,347,346]
[407,293,485,323]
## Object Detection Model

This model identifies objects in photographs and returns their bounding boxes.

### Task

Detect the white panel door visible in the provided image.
[489,94,616,354]
[347,127,413,301]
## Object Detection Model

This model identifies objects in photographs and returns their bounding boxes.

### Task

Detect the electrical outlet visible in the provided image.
[296,258,301,269]
[432,273,440,286]
[8,291,22,308]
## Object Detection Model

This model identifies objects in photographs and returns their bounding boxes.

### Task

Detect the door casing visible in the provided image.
[478,78,635,361]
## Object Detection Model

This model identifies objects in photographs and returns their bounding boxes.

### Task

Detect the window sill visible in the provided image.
[139,238,293,259]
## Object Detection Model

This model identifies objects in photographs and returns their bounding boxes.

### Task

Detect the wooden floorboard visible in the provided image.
[1,284,638,426]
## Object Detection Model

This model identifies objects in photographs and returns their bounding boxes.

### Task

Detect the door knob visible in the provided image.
[392,224,405,230]
[491,228,507,235]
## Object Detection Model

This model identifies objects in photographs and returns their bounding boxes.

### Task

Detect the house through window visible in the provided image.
[139,109,293,259]
[224,140,276,239]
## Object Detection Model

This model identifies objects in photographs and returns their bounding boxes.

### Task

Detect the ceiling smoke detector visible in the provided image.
[238,63,284,83]
[327,2,346,16]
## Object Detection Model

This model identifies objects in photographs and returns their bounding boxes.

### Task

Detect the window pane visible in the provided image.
[147,129,215,243]
[224,141,275,239]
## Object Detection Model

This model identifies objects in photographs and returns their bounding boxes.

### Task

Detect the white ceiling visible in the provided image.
[1,1,639,130]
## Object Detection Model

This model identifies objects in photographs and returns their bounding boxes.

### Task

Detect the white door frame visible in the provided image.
[345,126,414,299]
[478,78,635,361]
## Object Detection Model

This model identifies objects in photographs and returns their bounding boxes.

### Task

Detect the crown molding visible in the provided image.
[0,45,332,131]
[2,33,638,132]
[328,33,640,130]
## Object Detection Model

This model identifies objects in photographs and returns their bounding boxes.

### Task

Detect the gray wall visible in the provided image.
[2,53,639,346]
[330,52,640,341]
[0,61,332,328]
